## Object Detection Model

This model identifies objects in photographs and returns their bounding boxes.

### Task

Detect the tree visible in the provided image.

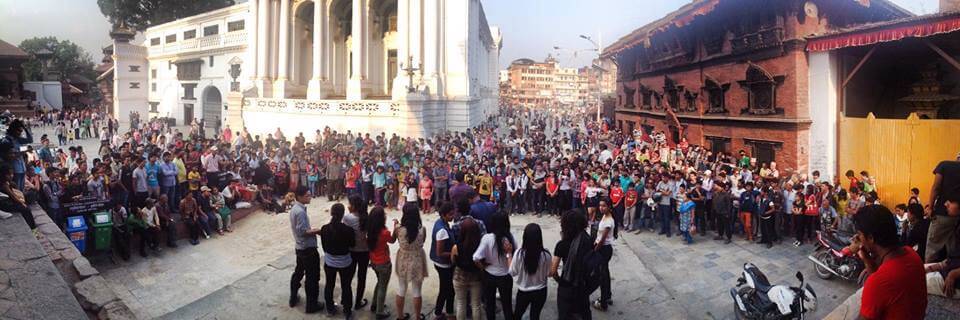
[18,37,97,83]
[98,0,235,31]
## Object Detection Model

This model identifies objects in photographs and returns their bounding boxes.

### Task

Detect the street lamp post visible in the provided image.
[578,35,605,126]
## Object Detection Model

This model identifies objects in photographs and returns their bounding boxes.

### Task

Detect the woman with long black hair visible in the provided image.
[367,206,395,319]
[319,203,355,317]
[473,213,515,320]
[452,216,484,320]
[344,195,370,311]
[394,203,427,320]
[551,210,591,320]
[510,223,551,320]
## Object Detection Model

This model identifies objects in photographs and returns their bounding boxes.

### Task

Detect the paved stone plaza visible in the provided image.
[31,124,860,320]
[88,198,857,320]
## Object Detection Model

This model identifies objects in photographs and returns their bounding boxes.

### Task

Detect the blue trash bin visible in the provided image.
[65,216,88,253]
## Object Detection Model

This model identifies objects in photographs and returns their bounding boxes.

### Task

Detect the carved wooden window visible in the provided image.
[703,78,730,114]
[129,82,140,89]
[664,76,681,112]
[703,28,726,55]
[176,61,202,81]
[641,86,653,110]
[654,92,662,110]
[706,136,731,154]
[683,90,698,113]
[623,85,636,108]
[737,64,784,115]
[149,102,159,112]
[182,83,197,100]
[744,138,782,166]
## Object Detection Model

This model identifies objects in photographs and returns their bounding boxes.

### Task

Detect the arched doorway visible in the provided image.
[202,86,222,132]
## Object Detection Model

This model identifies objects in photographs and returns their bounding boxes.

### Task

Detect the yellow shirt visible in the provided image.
[175,158,187,183]
[188,171,201,191]
[478,175,493,196]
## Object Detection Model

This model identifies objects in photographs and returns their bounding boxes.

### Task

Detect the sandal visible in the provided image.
[398,313,411,320]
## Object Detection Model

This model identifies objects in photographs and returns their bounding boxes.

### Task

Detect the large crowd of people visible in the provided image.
[0,104,956,320]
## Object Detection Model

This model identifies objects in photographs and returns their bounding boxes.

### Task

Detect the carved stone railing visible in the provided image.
[243,98,402,117]
[198,34,222,48]
[180,38,198,51]
[222,32,246,46]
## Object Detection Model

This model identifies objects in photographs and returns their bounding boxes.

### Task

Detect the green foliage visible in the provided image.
[18,37,97,83]
[98,0,236,31]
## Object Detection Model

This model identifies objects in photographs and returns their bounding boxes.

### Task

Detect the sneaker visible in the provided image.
[793,241,801,247]
[591,299,607,311]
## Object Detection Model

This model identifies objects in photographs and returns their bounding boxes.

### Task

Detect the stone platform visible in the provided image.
[0,208,86,320]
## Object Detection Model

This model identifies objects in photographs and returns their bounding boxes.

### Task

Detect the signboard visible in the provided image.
[64,196,110,216]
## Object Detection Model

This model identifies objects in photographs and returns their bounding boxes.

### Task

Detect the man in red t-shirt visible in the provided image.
[624,183,639,232]
[609,184,624,238]
[855,205,927,320]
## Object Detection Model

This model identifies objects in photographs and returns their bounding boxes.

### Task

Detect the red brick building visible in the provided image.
[602,0,909,172]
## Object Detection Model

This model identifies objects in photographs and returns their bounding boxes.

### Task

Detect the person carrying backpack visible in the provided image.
[550,210,601,320]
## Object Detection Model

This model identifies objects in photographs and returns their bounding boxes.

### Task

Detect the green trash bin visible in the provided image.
[90,211,113,251]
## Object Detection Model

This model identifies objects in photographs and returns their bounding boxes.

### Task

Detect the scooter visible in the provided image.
[807,229,865,283]
[730,263,817,320]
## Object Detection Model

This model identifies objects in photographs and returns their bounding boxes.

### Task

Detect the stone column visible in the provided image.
[247,0,259,82]
[256,0,272,97]
[274,0,291,97]
[391,0,409,99]
[347,0,368,100]
[308,0,326,99]
[422,0,438,94]
[270,0,280,79]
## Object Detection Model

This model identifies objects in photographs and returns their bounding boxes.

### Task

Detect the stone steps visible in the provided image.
[0,100,37,118]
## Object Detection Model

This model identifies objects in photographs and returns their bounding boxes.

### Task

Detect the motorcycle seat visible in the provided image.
[824,231,852,248]
[745,266,774,293]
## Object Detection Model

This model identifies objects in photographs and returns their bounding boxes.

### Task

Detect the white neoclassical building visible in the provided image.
[112,0,502,138]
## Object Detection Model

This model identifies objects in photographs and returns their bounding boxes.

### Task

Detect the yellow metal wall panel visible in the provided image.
[838,113,960,207]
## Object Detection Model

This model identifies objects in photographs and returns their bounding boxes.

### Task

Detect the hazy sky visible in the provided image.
[0,0,940,69]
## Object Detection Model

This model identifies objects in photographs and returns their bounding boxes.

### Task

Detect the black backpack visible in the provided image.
[566,233,604,294]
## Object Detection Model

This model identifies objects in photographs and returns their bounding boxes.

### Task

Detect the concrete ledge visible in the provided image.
[30,205,135,319]
[0,208,86,320]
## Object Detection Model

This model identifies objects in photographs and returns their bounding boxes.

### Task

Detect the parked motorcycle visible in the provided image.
[730,263,817,320]
[807,229,865,283]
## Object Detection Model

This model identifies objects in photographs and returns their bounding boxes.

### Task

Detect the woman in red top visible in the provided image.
[624,183,639,231]
[545,171,559,215]
[419,170,433,213]
[609,184,625,237]
[366,207,395,318]
[799,185,820,245]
